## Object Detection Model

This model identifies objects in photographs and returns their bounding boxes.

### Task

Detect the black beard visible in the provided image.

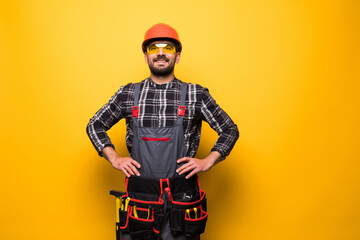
[149,64,174,77]
[148,57,175,77]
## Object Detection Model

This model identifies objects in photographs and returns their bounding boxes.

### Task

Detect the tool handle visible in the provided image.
[110,190,126,197]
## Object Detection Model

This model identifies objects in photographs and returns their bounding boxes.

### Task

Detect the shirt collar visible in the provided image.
[147,77,180,89]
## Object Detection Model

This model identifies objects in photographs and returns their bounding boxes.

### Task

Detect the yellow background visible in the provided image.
[1,0,360,239]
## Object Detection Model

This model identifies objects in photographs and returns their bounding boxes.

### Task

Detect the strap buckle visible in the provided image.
[132,106,139,118]
[177,106,186,117]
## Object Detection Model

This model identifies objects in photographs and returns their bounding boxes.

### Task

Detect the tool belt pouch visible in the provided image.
[170,190,208,238]
[125,197,164,239]
[119,207,130,231]
[112,192,130,233]
[128,205,155,240]
[184,205,208,238]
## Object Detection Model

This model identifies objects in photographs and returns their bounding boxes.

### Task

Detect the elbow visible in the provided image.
[86,119,93,137]
[228,122,239,142]
[234,124,240,141]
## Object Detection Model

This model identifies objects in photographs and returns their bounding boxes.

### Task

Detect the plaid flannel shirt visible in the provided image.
[86,78,239,159]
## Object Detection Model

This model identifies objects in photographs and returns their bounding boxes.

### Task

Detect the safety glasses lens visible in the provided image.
[147,43,176,54]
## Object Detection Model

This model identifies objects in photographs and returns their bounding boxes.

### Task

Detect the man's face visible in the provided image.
[144,41,181,77]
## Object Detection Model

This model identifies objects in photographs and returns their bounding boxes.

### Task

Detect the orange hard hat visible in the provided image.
[142,23,182,53]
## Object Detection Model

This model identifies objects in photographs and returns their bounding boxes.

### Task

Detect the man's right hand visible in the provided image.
[110,157,141,177]
[101,147,141,177]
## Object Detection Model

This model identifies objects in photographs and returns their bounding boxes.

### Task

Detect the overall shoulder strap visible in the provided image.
[132,83,141,119]
[133,83,141,107]
[180,83,187,107]
[177,83,188,123]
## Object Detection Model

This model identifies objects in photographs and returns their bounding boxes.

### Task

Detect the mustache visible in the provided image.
[153,56,169,62]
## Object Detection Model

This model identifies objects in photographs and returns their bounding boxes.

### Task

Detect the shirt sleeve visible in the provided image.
[200,88,239,160]
[86,86,127,156]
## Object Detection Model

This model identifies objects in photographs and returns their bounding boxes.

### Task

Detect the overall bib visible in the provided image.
[111,83,208,240]
[131,82,187,178]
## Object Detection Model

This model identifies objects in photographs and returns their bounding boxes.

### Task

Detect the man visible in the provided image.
[86,23,239,240]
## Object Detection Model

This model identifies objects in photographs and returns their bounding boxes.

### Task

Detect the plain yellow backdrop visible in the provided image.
[1,0,360,239]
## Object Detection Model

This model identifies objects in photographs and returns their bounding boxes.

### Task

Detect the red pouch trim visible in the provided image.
[130,197,164,206]
[184,208,208,221]
[119,208,130,230]
[153,227,160,234]
[129,206,154,222]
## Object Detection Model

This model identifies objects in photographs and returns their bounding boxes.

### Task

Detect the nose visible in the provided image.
[157,47,165,55]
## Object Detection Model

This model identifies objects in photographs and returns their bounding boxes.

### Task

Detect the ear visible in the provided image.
[144,53,149,63]
[175,52,181,63]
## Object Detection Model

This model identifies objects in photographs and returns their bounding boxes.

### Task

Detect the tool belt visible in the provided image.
[110,175,208,240]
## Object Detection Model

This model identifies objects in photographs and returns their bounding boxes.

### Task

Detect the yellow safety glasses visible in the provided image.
[146,43,176,55]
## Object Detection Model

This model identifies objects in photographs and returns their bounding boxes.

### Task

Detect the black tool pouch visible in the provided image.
[128,205,155,240]
[126,197,164,239]
[169,207,184,236]
[152,207,164,237]
[119,207,130,232]
[184,205,208,238]
[110,190,130,239]
[170,190,208,238]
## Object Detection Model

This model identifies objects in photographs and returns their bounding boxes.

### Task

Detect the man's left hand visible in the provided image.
[176,151,222,179]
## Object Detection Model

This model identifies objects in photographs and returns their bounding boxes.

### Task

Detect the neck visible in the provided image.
[150,73,175,85]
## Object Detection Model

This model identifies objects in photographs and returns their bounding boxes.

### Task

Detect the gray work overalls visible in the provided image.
[114,82,208,240]
[131,82,187,179]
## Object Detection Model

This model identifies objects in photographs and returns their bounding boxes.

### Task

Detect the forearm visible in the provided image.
[101,146,120,163]
[203,151,222,169]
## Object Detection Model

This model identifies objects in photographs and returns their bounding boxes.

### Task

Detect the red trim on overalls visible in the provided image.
[142,137,170,141]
